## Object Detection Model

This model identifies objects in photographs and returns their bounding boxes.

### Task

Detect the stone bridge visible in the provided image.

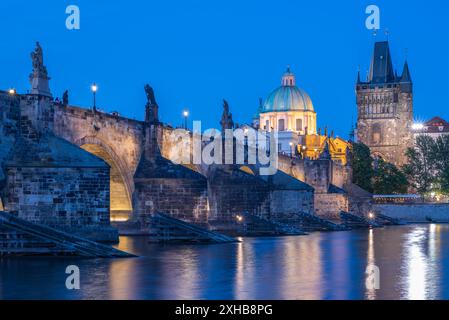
[50,101,352,222]
[53,105,144,218]
[52,104,189,220]
[0,43,370,247]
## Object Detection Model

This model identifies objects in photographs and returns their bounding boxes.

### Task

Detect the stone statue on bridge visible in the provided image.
[62,90,69,106]
[145,84,157,105]
[220,99,234,131]
[29,42,52,97]
[144,84,159,124]
[30,42,48,79]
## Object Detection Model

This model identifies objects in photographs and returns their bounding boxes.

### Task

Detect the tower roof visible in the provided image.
[400,60,412,83]
[369,41,396,84]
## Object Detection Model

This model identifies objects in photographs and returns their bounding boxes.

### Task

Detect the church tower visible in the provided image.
[356,41,413,166]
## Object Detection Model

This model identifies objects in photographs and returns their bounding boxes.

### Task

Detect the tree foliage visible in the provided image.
[403,134,449,195]
[403,135,436,195]
[373,159,409,194]
[352,142,408,194]
[352,142,374,193]
[432,135,449,194]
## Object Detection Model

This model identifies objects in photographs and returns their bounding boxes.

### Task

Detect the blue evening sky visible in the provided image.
[1,0,448,137]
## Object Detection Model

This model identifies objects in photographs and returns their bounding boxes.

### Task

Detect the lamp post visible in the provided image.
[289,142,294,157]
[91,83,98,112]
[8,88,16,95]
[183,110,189,130]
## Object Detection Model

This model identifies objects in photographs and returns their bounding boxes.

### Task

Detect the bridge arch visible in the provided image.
[239,165,256,175]
[75,136,133,222]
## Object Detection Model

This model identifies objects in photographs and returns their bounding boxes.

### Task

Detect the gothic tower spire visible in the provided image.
[401,60,412,82]
[369,41,395,84]
[400,60,412,93]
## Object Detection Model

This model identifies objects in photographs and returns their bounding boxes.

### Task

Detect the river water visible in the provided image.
[1,224,449,300]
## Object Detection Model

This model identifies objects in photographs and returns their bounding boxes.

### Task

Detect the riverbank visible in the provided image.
[374,203,449,223]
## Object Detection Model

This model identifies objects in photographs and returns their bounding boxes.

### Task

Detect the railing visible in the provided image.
[373,194,449,204]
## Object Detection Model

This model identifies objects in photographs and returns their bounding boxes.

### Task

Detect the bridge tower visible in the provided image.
[356,41,413,166]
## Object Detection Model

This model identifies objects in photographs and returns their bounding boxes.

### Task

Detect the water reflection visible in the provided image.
[2,225,449,300]
[280,235,323,299]
[365,229,377,300]
[401,225,441,300]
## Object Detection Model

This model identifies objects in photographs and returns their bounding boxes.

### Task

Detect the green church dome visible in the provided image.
[261,68,314,113]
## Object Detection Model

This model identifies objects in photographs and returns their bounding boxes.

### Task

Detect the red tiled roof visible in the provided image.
[424,116,449,133]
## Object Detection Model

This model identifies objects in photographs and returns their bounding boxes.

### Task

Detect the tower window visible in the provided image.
[394,93,399,103]
[372,123,382,144]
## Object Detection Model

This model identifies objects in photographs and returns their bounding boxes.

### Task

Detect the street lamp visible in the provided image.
[183,110,189,130]
[412,123,424,131]
[91,83,98,112]
[8,88,16,95]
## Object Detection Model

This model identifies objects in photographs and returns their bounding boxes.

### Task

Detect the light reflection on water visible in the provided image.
[1,225,449,300]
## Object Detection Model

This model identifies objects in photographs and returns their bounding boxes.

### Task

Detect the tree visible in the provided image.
[432,135,449,194]
[373,159,409,194]
[352,142,374,193]
[403,135,436,195]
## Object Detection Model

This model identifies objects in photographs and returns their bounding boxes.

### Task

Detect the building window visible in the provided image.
[265,120,269,131]
[278,119,285,131]
[372,123,382,144]
[296,119,303,131]
[394,93,399,103]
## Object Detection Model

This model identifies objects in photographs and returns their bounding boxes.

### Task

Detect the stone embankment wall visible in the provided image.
[374,203,449,222]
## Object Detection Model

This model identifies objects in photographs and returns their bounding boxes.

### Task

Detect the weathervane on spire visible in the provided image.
[385,28,390,40]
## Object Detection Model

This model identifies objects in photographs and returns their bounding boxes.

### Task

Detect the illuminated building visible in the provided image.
[255,67,350,164]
